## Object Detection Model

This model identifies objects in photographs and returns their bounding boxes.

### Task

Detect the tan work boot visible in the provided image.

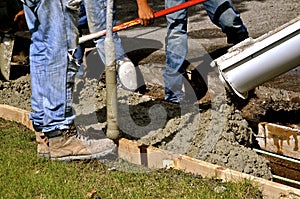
[35,131,50,158]
[48,126,117,161]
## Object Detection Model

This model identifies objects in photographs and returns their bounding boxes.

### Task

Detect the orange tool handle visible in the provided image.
[79,0,207,44]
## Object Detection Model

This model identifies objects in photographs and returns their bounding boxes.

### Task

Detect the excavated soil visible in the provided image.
[0,0,299,181]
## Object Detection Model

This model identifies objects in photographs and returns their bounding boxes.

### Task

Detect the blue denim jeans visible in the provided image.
[84,0,126,63]
[74,1,127,78]
[164,0,248,102]
[23,0,79,134]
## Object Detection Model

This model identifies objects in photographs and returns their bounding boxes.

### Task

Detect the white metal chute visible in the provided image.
[211,16,300,99]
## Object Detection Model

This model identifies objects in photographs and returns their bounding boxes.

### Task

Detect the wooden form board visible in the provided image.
[118,138,300,199]
[257,122,300,159]
[1,104,300,199]
[0,104,33,131]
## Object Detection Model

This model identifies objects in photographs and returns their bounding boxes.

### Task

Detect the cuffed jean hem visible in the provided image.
[45,130,62,138]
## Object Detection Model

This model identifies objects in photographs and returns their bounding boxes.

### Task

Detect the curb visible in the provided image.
[0,104,299,199]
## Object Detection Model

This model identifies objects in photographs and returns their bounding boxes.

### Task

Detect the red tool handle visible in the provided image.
[79,0,207,44]
[154,0,206,18]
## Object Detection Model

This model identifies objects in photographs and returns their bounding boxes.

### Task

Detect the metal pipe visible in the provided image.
[105,0,119,140]
[211,16,300,99]
[253,148,300,165]
[272,175,300,186]
[253,148,300,186]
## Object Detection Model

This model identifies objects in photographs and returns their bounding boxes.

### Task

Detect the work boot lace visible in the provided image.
[60,125,93,143]
[61,124,78,138]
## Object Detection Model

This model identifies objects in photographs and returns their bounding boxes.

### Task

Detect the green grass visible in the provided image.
[0,118,263,199]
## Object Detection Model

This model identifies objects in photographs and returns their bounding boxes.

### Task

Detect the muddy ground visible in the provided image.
[0,0,299,180]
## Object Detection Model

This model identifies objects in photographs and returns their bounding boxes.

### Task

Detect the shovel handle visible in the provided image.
[154,0,207,18]
[79,0,206,44]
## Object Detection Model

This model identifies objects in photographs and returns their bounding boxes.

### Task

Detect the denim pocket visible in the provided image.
[21,0,40,8]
